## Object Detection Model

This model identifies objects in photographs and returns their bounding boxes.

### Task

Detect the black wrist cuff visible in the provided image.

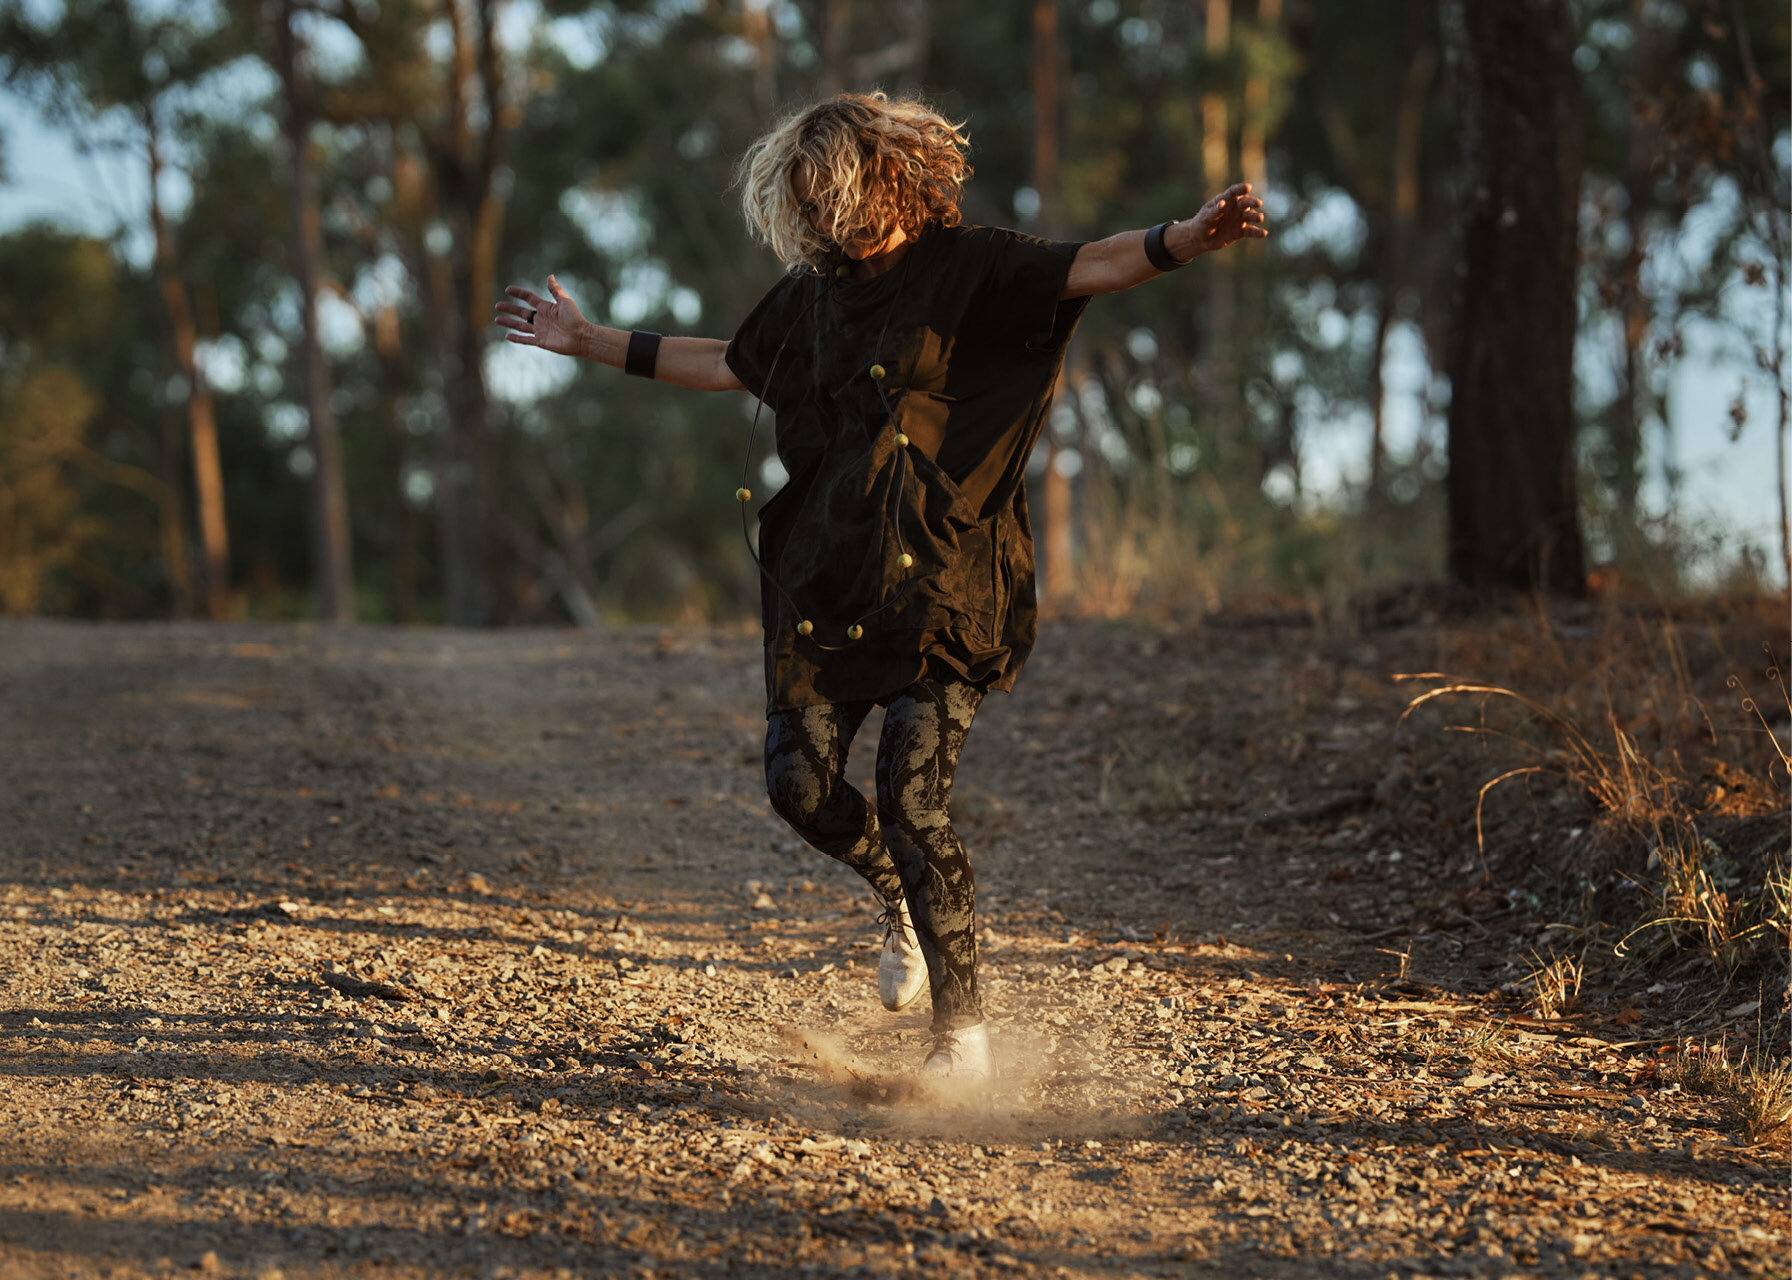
[625,330,661,378]
[1144,220,1187,272]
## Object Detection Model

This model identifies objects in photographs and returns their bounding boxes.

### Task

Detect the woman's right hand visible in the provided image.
[492,275,587,357]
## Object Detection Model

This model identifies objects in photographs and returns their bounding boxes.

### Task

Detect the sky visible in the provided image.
[1,74,1785,587]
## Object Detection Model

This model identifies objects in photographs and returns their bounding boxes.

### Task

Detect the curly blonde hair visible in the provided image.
[737,92,971,269]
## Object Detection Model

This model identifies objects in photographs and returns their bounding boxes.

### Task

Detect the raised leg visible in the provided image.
[763,699,905,907]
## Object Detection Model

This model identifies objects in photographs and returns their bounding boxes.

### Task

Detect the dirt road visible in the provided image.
[0,618,1782,1278]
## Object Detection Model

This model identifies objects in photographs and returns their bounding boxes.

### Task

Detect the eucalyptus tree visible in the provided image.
[1571,0,1790,583]
[298,0,522,626]
[0,0,254,618]
[274,0,355,623]
[0,228,119,614]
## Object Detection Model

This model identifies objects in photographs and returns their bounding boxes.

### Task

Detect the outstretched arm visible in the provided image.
[492,276,747,393]
[1062,182,1268,299]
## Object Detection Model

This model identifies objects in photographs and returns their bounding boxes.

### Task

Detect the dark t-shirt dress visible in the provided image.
[725,222,1089,714]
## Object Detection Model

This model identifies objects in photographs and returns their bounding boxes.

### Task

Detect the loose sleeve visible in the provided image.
[960,226,1092,354]
[725,272,811,413]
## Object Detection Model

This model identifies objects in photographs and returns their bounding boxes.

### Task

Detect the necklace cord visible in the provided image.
[738,251,922,650]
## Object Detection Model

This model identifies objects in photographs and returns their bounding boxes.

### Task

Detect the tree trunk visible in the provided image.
[1239,0,1278,192]
[374,306,418,623]
[894,0,932,94]
[277,0,355,624]
[1367,9,1435,508]
[1032,0,1073,605]
[1200,0,1231,191]
[819,0,851,95]
[430,244,493,627]
[742,0,776,113]
[1602,0,1659,544]
[1441,0,1586,596]
[1201,0,1237,454]
[146,111,230,620]
[426,0,511,627]
[154,367,196,618]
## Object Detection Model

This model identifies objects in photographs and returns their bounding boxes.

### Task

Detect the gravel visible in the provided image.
[0,618,1782,1279]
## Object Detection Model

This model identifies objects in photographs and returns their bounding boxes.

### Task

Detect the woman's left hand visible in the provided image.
[1171,183,1270,259]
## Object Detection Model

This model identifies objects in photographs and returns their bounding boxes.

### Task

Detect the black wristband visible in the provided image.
[624,330,661,378]
[1143,220,1188,272]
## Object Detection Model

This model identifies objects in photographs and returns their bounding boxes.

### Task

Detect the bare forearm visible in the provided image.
[1062,223,1207,299]
[1062,185,1268,298]
[575,325,744,393]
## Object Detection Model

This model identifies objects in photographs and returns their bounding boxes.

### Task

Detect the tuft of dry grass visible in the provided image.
[1618,828,1790,976]
[1459,1019,1522,1065]
[1524,948,1584,1019]
[1661,1041,1792,1145]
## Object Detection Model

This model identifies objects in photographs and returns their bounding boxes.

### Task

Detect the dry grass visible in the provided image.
[1618,825,1790,976]
[1524,947,1585,1019]
[1395,597,1788,1055]
[1458,1019,1522,1065]
[1661,1040,1792,1145]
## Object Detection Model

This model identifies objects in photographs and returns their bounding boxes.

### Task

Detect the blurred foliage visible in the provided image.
[0,0,1784,622]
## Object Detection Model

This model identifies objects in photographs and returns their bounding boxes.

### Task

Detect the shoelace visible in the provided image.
[927,1028,970,1066]
[875,904,903,946]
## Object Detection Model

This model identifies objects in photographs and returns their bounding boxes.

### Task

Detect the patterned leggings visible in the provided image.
[763,678,984,1031]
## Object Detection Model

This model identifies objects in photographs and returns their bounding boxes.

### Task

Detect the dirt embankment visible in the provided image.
[0,614,1784,1279]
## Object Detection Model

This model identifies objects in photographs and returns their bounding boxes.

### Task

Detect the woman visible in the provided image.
[494,92,1266,1083]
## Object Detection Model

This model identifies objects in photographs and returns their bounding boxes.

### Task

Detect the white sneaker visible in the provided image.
[921,1022,993,1080]
[877,900,927,1012]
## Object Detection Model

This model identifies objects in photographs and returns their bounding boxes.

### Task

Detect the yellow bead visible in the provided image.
[894,432,909,448]
[796,620,813,636]
[846,624,863,641]
[898,553,913,569]
[869,364,886,379]
[735,487,752,502]
[835,265,851,278]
